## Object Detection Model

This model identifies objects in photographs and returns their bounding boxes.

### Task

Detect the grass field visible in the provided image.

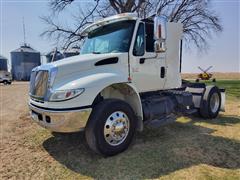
[1,80,240,179]
[204,80,240,99]
[181,72,239,80]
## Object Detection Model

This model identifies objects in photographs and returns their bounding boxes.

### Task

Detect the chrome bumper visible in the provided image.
[29,103,92,133]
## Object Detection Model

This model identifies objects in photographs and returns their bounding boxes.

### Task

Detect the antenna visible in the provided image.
[22,17,26,45]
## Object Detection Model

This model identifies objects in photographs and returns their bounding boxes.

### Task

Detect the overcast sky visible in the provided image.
[0,0,239,73]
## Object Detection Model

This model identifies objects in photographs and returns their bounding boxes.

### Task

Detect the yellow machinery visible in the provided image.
[196,66,216,82]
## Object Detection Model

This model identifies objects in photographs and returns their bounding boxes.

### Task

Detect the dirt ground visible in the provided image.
[0,82,240,179]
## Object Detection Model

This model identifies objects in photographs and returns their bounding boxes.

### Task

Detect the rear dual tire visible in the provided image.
[199,86,221,118]
[85,99,137,156]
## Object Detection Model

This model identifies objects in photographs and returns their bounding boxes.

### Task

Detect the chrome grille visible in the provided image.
[30,70,49,100]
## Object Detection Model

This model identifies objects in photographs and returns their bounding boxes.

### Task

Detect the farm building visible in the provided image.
[46,47,80,63]
[11,44,41,81]
[0,55,8,71]
[63,46,80,58]
[46,49,64,63]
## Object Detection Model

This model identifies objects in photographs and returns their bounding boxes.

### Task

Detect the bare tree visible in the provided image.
[155,0,222,49]
[50,0,74,12]
[49,0,152,14]
[42,0,222,50]
[41,0,100,49]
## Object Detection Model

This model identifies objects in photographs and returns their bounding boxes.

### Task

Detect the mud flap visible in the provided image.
[219,88,225,112]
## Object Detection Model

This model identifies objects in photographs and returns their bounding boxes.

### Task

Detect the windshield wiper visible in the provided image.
[92,51,101,54]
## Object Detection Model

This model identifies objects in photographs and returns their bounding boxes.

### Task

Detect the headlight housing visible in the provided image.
[49,88,85,102]
[48,67,58,89]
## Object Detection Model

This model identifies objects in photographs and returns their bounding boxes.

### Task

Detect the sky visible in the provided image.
[0,0,239,73]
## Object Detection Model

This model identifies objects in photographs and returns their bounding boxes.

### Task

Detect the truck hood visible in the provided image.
[43,52,129,90]
[51,53,123,77]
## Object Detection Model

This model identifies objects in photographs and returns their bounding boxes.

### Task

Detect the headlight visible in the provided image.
[49,88,85,102]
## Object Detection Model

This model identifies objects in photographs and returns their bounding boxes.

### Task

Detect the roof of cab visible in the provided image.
[81,13,139,35]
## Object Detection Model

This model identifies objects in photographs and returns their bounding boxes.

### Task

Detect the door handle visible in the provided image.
[161,67,165,78]
[139,58,145,64]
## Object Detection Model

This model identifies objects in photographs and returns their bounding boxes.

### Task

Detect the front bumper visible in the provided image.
[29,103,92,132]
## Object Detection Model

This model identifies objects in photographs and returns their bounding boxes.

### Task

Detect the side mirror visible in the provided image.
[154,16,167,53]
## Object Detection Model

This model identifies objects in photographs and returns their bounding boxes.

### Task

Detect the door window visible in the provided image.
[133,23,145,56]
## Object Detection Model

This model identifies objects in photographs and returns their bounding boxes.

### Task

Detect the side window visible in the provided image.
[145,23,154,52]
[133,23,145,56]
[95,38,109,53]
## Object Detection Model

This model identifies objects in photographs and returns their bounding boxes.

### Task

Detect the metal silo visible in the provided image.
[11,44,41,81]
[63,46,80,58]
[0,55,8,71]
[46,49,64,63]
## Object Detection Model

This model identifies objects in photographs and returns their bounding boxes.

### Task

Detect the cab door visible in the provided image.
[129,22,166,92]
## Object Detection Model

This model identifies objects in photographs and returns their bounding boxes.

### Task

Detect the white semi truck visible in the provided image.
[29,13,225,156]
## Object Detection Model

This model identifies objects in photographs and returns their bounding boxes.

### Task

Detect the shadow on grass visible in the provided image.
[191,114,240,126]
[43,116,240,179]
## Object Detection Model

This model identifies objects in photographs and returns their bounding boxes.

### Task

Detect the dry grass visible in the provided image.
[181,72,240,80]
[1,82,240,179]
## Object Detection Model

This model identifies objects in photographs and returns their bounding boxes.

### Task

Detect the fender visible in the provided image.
[38,71,130,109]
[95,82,144,131]
[99,83,143,119]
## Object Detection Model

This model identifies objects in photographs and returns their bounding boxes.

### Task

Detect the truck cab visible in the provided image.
[29,13,225,156]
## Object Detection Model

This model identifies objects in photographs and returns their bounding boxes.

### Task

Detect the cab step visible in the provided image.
[183,108,197,115]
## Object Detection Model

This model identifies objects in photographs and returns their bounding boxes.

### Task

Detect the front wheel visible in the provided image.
[85,99,137,156]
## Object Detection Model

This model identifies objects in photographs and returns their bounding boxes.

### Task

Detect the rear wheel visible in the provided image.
[3,80,8,85]
[85,99,137,156]
[199,86,221,118]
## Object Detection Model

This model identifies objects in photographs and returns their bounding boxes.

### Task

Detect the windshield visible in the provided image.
[80,20,135,54]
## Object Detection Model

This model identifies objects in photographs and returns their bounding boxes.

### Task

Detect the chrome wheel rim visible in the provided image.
[210,93,220,113]
[104,111,130,146]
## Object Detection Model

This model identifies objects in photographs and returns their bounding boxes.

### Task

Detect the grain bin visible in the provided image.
[11,44,41,81]
[0,55,8,71]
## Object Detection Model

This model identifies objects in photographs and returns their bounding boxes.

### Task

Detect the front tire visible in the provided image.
[85,99,137,156]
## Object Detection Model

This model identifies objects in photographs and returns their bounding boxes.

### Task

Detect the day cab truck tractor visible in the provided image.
[28,13,225,156]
